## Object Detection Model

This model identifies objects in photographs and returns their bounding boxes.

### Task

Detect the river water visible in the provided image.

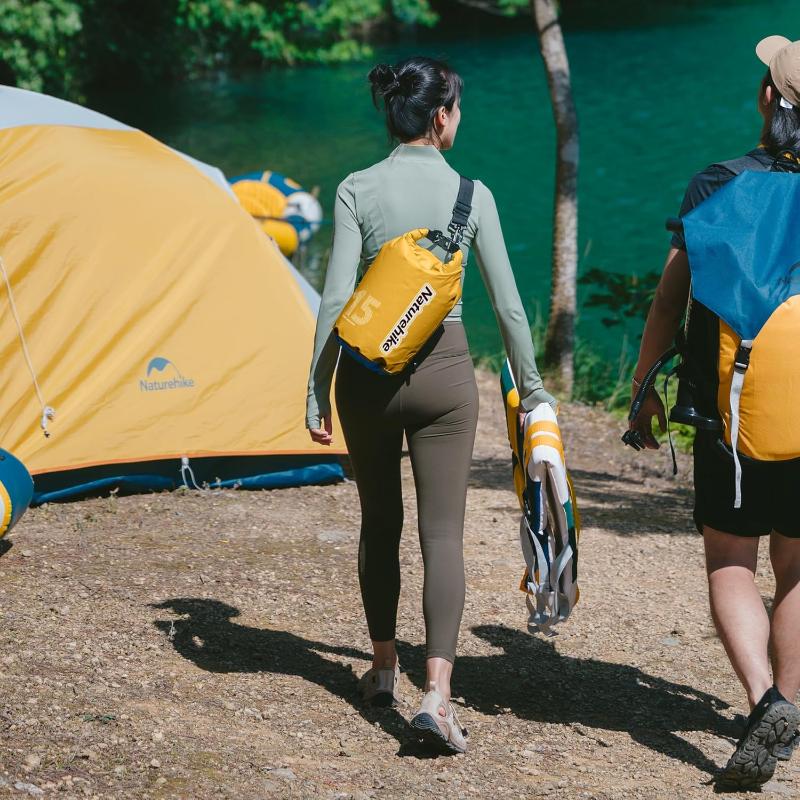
[91,0,796,361]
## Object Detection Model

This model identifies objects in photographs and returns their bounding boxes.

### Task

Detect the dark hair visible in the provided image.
[368,57,463,144]
[761,68,800,160]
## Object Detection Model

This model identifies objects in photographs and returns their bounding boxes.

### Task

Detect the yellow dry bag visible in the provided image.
[334,176,474,375]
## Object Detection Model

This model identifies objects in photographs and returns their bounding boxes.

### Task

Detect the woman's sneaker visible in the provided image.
[357,663,401,707]
[410,683,468,755]
[716,686,800,791]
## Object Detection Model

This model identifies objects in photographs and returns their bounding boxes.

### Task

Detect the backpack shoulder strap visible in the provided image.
[710,152,771,176]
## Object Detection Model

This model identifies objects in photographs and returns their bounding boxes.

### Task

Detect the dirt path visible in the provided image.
[0,369,796,799]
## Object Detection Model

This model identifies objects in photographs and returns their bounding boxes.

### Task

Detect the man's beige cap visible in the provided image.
[756,35,800,106]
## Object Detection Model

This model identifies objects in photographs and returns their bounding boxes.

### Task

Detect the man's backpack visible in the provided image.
[669,160,800,507]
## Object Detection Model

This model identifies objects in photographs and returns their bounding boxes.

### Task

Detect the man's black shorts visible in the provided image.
[693,431,800,538]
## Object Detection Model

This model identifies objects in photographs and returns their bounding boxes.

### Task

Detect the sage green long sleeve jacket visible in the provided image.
[306,143,555,429]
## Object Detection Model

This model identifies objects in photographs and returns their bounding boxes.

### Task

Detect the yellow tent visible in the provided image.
[0,86,344,503]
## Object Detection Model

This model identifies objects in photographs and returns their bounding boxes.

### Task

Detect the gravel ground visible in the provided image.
[0,369,796,799]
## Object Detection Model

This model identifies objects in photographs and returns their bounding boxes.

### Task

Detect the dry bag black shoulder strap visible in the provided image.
[447,175,474,244]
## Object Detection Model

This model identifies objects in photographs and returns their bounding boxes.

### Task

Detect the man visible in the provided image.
[630,34,800,791]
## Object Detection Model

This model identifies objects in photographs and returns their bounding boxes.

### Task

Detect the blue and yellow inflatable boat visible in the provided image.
[0,449,33,537]
[230,170,323,257]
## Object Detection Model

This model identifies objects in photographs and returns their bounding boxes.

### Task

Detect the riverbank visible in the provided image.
[0,369,795,799]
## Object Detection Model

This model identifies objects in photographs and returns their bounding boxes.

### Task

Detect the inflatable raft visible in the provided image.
[0,450,33,537]
[230,170,323,257]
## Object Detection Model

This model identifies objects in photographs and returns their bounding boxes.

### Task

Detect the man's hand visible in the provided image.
[629,385,667,450]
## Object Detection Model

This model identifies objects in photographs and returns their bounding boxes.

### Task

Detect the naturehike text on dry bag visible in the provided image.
[334,176,474,374]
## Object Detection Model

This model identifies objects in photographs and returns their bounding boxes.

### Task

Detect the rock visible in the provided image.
[317,530,350,543]
[762,781,795,796]
[152,730,164,743]
[270,768,296,781]
[339,738,354,756]
[20,550,33,558]
[23,754,41,770]
[13,783,44,797]
[149,759,161,769]
[661,636,681,646]
[523,743,550,754]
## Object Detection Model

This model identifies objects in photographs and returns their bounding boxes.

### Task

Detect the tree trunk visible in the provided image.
[531,0,578,396]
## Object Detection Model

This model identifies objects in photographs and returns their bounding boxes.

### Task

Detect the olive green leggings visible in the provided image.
[335,322,479,663]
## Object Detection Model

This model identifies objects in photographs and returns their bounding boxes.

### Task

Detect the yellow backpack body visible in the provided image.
[334,176,474,374]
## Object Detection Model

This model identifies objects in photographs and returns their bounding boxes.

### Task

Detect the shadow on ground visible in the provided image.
[470,460,694,535]
[154,598,731,771]
[151,598,425,754]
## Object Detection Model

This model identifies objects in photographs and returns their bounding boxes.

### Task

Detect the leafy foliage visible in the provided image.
[0,0,82,93]
[579,267,660,328]
[0,0,440,97]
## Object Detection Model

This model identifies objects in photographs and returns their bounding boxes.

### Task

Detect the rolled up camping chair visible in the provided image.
[0,449,34,537]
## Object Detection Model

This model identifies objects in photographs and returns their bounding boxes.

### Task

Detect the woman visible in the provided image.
[306,57,555,754]
[630,35,800,789]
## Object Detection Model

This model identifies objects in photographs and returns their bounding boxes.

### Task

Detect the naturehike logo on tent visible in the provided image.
[140,357,195,392]
[381,284,436,353]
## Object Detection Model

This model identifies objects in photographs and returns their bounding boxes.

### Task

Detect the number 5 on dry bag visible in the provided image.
[334,176,474,375]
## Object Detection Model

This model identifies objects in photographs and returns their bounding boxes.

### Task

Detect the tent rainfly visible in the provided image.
[0,85,344,504]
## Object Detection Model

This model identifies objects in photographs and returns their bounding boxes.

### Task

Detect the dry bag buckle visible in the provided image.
[447,221,466,246]
[428,229,460,255]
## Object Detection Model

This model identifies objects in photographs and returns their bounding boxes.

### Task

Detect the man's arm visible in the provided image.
[629,247,691,449]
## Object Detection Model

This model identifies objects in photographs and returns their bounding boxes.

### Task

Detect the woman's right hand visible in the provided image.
[628,386,667,450]
[309,414,333,446]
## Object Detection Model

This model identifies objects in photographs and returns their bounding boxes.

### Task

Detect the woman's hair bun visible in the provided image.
[368,63,402,99]
[368,56,463,143]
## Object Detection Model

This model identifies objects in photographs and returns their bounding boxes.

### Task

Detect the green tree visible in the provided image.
[531,0,578,397]
[0,0,82,94]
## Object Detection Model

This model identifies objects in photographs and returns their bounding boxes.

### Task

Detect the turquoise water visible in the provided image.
[91,0,797,359]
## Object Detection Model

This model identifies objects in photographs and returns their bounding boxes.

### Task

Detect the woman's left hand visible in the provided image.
[309,414,333,446]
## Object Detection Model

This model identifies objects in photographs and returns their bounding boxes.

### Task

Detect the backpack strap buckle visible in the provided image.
[734,342,752,372]
[730,339,754,509]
